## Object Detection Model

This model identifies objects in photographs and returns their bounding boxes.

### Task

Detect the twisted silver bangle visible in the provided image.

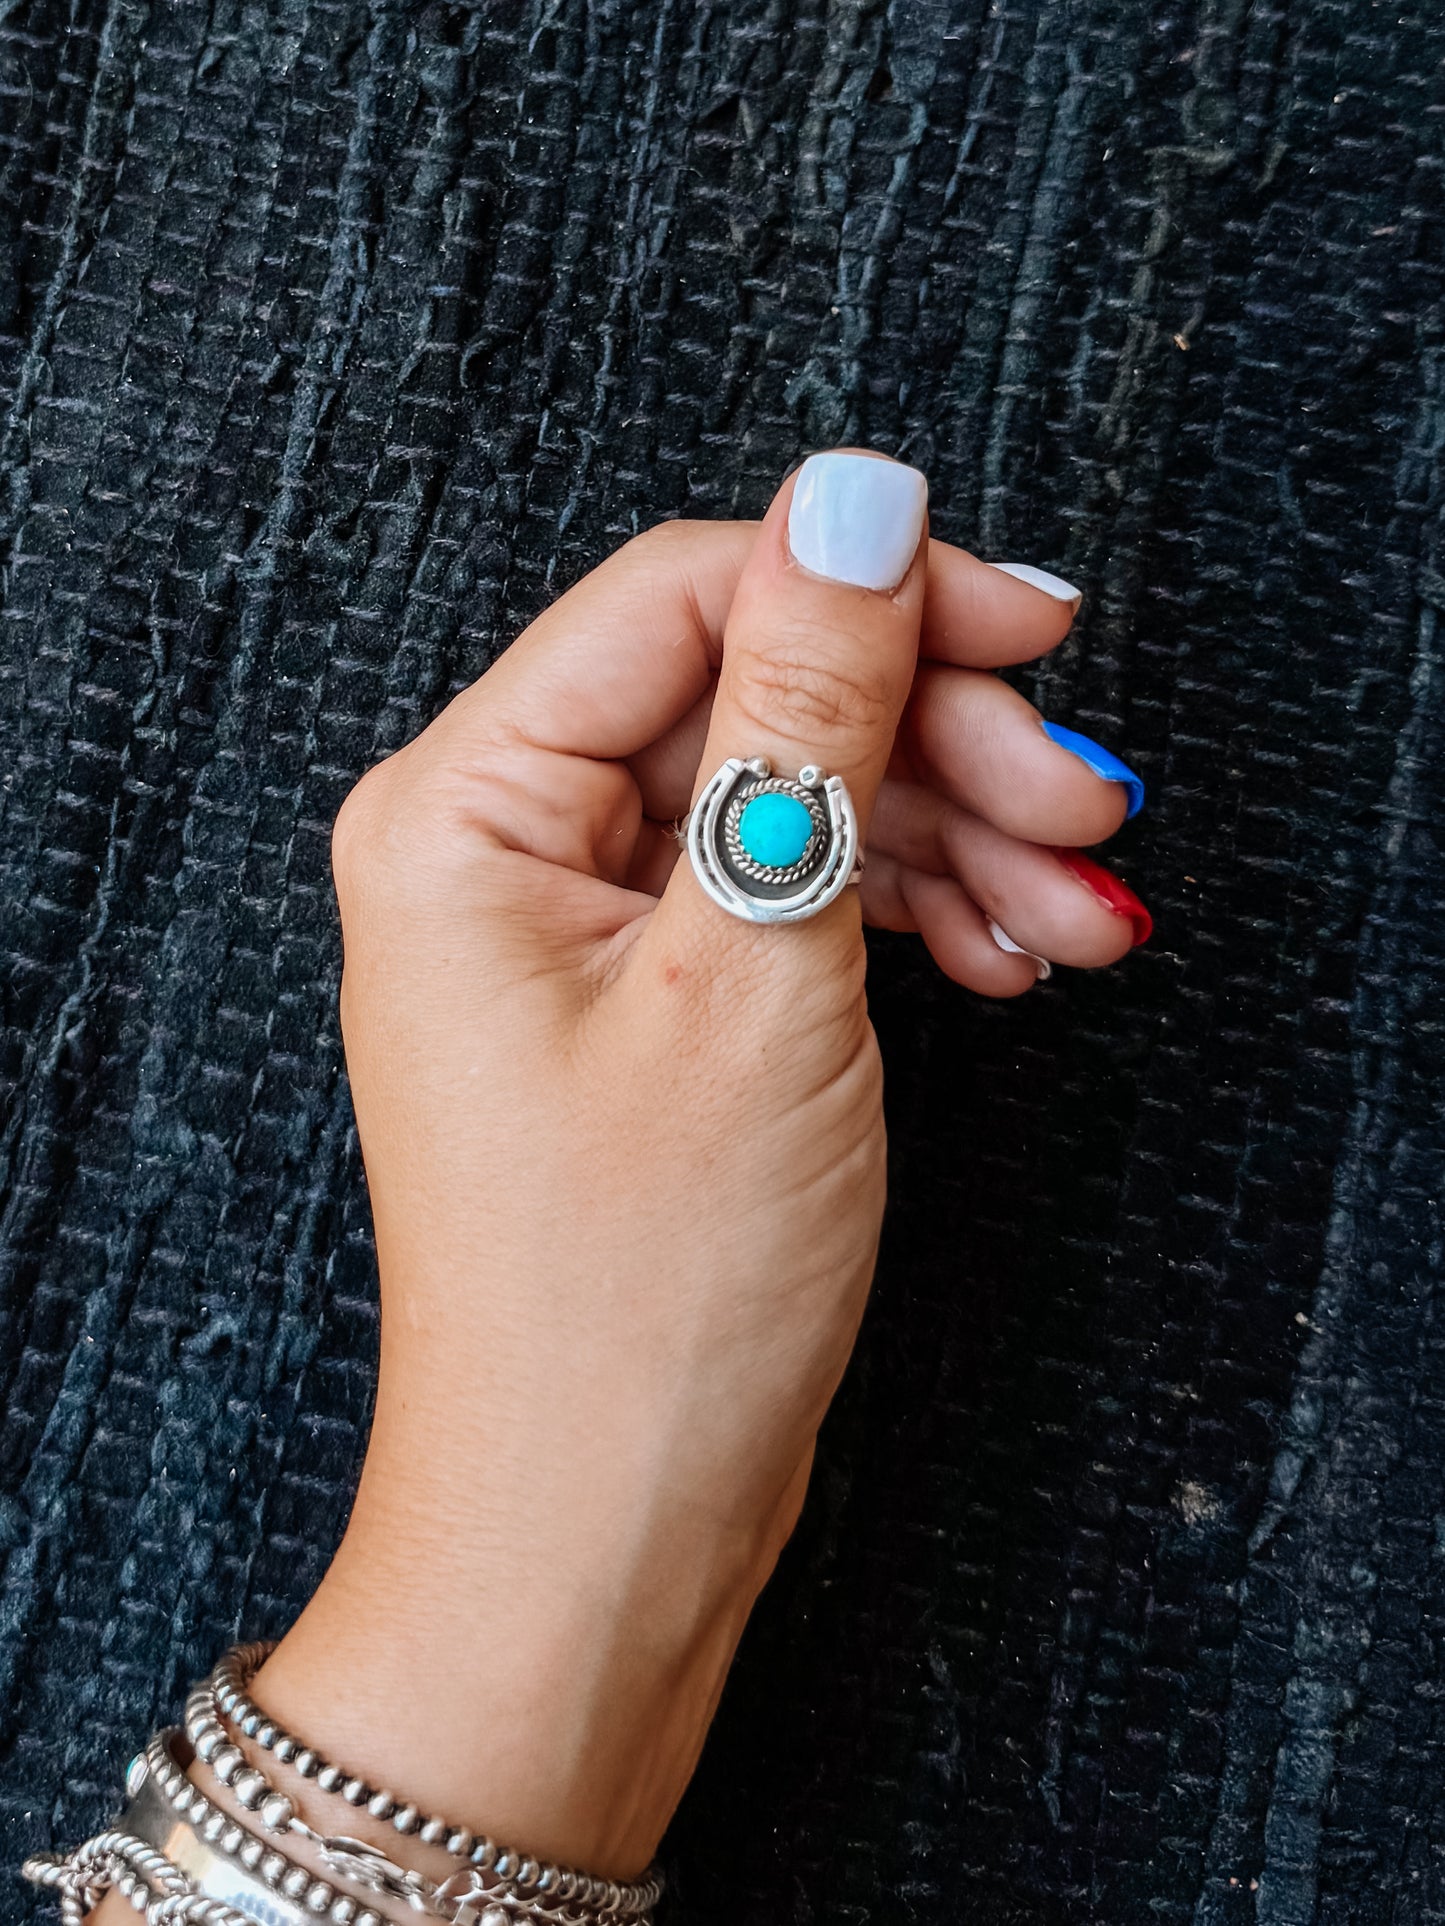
[23,1825,258,1926]
[198,1643,662,1919]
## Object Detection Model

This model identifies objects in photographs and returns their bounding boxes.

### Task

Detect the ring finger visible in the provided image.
[868,782,1152,968]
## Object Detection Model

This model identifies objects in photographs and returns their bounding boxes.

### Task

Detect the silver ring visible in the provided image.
[681,756,862,924]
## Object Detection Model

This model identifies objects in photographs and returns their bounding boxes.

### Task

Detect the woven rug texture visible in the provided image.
[1,1,1443,1921]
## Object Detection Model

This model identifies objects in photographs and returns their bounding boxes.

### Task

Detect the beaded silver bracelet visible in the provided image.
[170,1705,638,1926]
[137,1729,394,1926]
[122,1758,316,1926]
[22,1643,662,1926]
[200,1643,663,1919]
[182,1678,452,1918]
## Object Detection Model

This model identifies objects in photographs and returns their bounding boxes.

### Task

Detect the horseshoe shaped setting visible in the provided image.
[683,756,862,925]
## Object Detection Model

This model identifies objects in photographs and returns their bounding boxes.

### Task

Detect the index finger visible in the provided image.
[440,518,1078,768]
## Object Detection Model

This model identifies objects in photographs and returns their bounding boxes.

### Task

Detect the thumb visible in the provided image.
[651,450,929,961]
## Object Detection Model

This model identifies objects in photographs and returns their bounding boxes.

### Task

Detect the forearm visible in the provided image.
[92,1345,805,1926]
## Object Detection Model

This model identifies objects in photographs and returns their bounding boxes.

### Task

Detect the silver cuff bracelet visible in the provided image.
[122,1761,315,1926]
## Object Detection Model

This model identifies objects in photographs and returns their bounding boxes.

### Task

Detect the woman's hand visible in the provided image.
[253,453,1149,1884]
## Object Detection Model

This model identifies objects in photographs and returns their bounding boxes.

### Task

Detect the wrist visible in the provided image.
[252,1370,809,1881]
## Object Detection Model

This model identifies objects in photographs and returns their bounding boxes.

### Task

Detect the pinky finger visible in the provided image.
[863,855,1042,996]
[904,869,1043,997]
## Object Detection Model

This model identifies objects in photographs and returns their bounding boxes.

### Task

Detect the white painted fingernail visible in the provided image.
[988,562,1082,607]
[987,917,1052,981]
[787,452,928,591]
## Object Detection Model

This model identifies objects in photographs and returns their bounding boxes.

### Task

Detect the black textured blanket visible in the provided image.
[2,3,1442,1922]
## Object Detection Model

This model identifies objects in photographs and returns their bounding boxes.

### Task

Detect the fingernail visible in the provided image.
[1041,720,1145,819]
[787,452,928,591]
[986,918,1052,981]
[1052,849,1153,946]
[988,562,1082,607]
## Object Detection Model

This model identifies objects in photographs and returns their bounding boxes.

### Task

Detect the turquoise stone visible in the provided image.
[738,791,814,868]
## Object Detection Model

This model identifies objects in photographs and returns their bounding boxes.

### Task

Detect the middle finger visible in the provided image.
[903,663,1144,847]
[632,661,1145,852]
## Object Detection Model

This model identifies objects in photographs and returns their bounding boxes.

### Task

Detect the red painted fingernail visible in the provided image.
[1051,849,1153,946]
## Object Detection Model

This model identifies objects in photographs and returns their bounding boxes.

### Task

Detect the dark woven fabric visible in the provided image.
[2,1,1442,1920]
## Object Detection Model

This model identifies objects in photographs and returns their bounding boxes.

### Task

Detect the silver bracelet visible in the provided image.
[136,1727,398,1926]
[183,1678,452,1918]
[24,1750,383,1926]
[198,1643,662,1919]
[22,1643,662,1926]
[151,1722,624,1926]
[122,1765,315,1926]
[24,1824,258,1925]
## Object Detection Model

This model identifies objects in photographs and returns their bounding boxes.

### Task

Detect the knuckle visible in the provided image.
[332,750,492,905]
[729,639,894,747]
[330,761,394,895]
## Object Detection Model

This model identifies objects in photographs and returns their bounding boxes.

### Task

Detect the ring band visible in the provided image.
[682,757,862,924]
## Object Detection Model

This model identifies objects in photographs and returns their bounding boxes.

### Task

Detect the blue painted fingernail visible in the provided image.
[1041,721,1145,819]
